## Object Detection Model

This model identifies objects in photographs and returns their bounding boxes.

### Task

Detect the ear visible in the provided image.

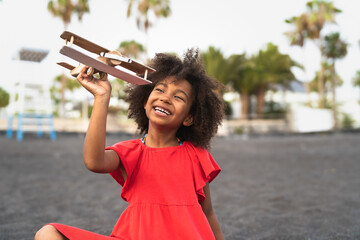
[182,114,193,127]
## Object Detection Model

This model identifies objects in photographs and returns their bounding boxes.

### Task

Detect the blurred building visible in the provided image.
[224,80,360,134]
[6,48,56,140]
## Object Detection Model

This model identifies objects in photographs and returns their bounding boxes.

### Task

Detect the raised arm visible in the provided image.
[76,67,120,173]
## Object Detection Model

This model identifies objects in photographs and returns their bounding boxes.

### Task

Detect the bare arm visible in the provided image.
[76,67,121,173]
[200,183,224,240]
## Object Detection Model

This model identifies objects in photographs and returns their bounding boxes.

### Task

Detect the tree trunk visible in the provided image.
[240,91,249,120]
[255,87,266,118]
[318,62,325,108]
[331,62,338,130]
[301,49,312,107]
[318,41,325,108]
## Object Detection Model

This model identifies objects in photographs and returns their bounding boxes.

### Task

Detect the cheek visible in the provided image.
[144,101,151,113]
[144,94,152,109]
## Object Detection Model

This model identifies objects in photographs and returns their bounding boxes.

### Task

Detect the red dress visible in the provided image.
[48,139,221,239]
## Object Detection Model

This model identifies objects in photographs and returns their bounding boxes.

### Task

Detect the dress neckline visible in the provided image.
[141,134,183,147]
[138,139,186,150]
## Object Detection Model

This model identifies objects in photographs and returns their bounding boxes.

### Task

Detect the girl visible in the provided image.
[35,49,225,240]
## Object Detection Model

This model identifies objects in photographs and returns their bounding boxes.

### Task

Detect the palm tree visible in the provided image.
[50,74,81,114]
[285,0,341,108]
[285,13,313,106]
[228,55,255,119]
[285,14,310,47]
[47,0,90,117]
[322,32,347,129]
[201,47,227,85]
[118,40,146,59]
[126,0,171,33]
[309,62,343,96]
[110,40,147,105]
[305,0,341,108]
[201,47,251,119]
[48,0,89,28]
[252,43,300,117]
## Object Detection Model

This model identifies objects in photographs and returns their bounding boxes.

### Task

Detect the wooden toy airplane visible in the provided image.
[57,31,155,85]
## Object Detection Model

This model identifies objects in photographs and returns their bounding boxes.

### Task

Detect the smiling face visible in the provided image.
[144,76,194,131]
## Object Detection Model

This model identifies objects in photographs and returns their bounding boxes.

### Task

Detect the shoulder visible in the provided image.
[185,142,221,201]
[108,138,142,150]
[106,138,143,158]
[183,141,211,158]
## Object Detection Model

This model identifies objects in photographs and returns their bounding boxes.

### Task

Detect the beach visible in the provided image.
[1,132,360,240]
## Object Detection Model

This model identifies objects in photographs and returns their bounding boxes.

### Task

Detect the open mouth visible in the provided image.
[154,106,171,116]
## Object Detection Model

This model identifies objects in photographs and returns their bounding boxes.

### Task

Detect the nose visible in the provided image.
[160,95,171,105]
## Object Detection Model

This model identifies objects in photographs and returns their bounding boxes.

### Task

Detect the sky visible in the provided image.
[0,0,359,101]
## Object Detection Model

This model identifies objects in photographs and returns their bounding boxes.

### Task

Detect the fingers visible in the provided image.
[76,66,107,82]
[76,66,93,82]
[98,72,108,81]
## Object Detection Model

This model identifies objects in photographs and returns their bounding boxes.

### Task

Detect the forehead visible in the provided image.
[156,77,192,93]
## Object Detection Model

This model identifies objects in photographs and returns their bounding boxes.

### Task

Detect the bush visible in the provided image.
[224,100,233,118]
[263,101,287,119]
[234,126,244,134]
[341,113,355,129]
[0,87,10,108]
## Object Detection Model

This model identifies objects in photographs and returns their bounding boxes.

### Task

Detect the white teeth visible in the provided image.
[155,107,170,115]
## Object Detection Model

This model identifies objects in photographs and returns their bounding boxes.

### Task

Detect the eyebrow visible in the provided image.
[156,82,190,99]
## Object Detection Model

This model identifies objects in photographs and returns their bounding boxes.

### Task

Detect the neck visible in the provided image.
[145,124,179,148]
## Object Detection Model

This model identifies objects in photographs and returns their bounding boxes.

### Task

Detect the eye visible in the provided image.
[174,95,185,102]
[155,88,164,93]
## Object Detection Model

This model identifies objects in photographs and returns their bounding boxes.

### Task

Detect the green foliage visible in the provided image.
[201,47,228,85]
[118,40,145,58]
[305,0,341,39]
[263,101,287,119]
[341,113,355,129]
[225,54,249,91]
[284,14,309,47]
[201,43,299,118]
[50,85,60,105]
[51,74,81,113]
[111,78,127,100]
[0,87,10,108]
[285,1,341,47]
[54,74,81,92]
[48,0,90,27]
[285,1,342,109]
[264,101,287,114]
[224,101,232,117]
[254,42,300,90]
[234,126,244,135]
[309,62,343,92]
[126,0,171,33]
[221,42,300,96]
[322,32,348,60]
[353,71,360,88]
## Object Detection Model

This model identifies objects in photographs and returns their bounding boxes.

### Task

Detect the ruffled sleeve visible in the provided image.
[105,139,142,201]
[189,144,221,202]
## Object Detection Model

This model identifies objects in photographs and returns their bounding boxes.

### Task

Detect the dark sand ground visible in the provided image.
[1,132,360,240]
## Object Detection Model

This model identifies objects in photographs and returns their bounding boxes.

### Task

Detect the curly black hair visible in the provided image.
[126,49,224,150]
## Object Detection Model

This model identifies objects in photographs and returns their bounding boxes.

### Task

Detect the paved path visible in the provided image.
[1,132,360,240]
